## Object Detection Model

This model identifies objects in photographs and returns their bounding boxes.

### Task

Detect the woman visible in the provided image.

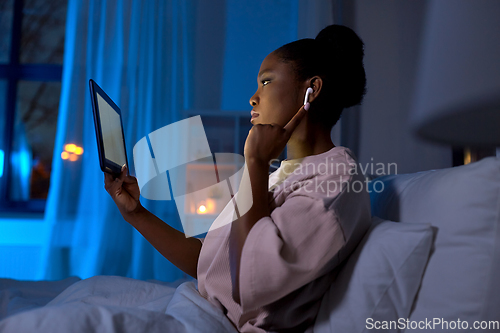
[105,24,371,332]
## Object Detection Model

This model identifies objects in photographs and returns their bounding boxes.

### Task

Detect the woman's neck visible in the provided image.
[286,122,335,160]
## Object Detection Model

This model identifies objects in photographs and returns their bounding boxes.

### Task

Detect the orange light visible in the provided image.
[69,154,78,161]
[464,147,472,165]
[205,198,216,214]
[74,147,84,155]
[61,151,69,160]
[65,144,76,152]
[197,205,207,214]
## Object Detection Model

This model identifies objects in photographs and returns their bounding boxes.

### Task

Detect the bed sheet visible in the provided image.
[0,275,238,333]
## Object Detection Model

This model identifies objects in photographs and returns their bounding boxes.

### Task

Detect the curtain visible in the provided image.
[40,0,194,281]
[38,0,334,282]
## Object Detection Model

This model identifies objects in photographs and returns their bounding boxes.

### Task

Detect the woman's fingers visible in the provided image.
[104,166,138,191]
[123,174,138,184]
[118,165,138,185]
[103,166,141,215]
[104,172,113,183]
[118,165,127,182]
[244,105,308,163]
[104,168,126,195]
[283,105,307,135]
[104,172,116,191]
[106,177,122,196]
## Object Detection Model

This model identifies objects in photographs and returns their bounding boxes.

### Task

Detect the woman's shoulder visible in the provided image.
[271,146,367,205]
[303,145,357,167]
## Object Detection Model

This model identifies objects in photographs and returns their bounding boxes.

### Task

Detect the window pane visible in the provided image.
[0,0,14,63]
[9,81,60,200]
[20,0,67,64]
[201,116,236,154]
[238,116,252,156]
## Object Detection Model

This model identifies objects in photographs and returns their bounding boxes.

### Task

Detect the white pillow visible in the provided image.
[369,156,500,327]
[313,217,433,333]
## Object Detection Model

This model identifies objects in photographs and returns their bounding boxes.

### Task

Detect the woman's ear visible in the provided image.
[306,76,323,103]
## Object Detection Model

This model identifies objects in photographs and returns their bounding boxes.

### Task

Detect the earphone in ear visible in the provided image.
[304,88,313,105]
[303,87,313,110]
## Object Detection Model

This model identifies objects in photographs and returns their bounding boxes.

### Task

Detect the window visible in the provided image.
[0,0,67,213]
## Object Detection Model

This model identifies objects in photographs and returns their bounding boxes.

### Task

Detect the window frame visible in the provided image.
[0,0,63,213]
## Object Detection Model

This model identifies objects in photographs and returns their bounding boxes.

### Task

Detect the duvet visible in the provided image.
[0,275,238,333]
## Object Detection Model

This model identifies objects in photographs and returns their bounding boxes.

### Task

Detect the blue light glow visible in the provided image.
[0,149,4,177]
[10,146,32,200]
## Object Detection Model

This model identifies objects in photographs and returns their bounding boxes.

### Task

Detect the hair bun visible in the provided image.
[315,25,366,108]
[315,25,364,63]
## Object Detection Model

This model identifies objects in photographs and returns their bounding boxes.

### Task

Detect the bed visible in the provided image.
[0,275,238,332]
[2,156,499,332]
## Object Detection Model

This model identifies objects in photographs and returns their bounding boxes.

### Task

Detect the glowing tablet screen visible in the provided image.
[96,93,127,168]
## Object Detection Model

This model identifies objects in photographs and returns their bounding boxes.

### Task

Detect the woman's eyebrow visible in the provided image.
[258,69,273,78]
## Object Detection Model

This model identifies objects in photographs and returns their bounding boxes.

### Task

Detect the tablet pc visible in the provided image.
[89,79,128,176]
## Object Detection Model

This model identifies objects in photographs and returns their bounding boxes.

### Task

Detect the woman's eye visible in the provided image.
[261,80,270,86]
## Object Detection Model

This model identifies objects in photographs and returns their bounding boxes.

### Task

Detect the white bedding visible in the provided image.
[0,275,238,333]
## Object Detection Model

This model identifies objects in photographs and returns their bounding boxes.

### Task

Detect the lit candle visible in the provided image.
[197,204,207,214]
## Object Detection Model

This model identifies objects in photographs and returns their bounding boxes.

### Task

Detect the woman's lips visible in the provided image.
[251,110,259,119]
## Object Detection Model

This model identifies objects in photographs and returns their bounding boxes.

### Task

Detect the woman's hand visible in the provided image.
[104,166,142,219]
[244,105,307,164]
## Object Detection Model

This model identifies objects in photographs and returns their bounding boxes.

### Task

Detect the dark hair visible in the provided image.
[274,25,366,128]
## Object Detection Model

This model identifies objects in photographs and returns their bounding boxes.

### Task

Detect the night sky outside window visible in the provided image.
[0,0,67,213]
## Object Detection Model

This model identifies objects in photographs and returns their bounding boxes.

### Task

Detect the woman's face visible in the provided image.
[249,52,305,126]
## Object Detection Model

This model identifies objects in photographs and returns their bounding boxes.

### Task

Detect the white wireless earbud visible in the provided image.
[303,87,313,111]
[304,88,313,105]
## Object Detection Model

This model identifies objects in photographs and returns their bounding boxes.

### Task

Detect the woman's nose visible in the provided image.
[249,93,258,107]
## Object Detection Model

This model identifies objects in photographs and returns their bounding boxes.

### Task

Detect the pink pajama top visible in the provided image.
[196,146,371,332]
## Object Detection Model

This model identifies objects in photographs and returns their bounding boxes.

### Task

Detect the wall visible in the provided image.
[354,0,452,175]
